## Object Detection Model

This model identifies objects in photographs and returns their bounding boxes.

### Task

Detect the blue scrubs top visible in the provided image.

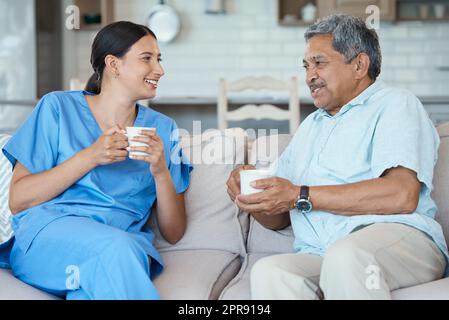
[275,81,449,276]
[0,90,192,276]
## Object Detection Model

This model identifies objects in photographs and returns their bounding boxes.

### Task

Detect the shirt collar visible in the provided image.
[316,80,385,119]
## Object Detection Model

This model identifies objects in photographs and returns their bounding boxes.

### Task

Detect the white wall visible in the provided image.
[0,0,37,132]
[65,0,449,100]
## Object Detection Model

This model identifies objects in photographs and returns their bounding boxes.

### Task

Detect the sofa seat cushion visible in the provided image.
[219,253,269,300]
[154,249,241,300]
[392,277,449,300]
[247,218,295,254]
[0,268,60,300]
[1,249,242,300]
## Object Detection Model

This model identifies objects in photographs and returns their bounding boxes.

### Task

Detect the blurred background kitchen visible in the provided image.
[1,0,449,135]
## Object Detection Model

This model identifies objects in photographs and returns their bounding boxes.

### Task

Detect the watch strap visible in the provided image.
[300,185,309,199]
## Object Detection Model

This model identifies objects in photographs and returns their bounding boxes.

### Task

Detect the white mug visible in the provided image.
[126,127,156,157]
[240,169,272,195]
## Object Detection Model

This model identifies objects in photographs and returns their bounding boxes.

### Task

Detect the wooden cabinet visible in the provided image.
[278,0,319,26]
[74,0,115,30]
[318,0,396,21]
[278,0,449,25]
[278,0,396,25]
[397,0,449,22]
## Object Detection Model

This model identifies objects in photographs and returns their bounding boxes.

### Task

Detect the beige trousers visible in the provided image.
[250,223,446,300]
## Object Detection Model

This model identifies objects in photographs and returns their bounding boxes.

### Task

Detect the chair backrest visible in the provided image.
[217,76,300,134]
[69,78,86,91]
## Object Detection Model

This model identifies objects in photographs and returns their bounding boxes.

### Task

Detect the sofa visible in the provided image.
[0,124,449,300]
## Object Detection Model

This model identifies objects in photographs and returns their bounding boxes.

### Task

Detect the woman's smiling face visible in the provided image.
[115,34,165,100]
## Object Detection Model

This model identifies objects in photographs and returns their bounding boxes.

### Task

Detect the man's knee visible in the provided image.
[251,255,322,300]
[251,254,313,285]
[251,256,280,283]
[251,255,301,288]
[322,239,374,276]
[320,239,394,299]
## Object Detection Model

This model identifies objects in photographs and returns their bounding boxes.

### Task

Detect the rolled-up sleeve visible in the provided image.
[2,93,60,174]
[167,121,193,194]
[370,92,439,192]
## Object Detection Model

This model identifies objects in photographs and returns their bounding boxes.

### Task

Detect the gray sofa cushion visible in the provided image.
[247,221,295,254]
[0,269,59,300]
[433,122,449,246]
[248,133,292,166]
[148,128,249,255]
[0,249,242,301]
[391,277,449,300]
[246,134,295,254]
[219,253,269,300]
[0,250,241,300]
[154,249,241,300]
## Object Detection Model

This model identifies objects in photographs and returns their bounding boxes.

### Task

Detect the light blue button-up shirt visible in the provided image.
[275,80,449,276]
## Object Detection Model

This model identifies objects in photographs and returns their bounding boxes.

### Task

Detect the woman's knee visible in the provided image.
[98,232,147,265]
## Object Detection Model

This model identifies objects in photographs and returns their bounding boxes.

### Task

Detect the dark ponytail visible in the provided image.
[85,72,102,94]
[85,21,157,94]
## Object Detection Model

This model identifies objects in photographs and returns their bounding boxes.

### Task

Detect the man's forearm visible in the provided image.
[309,176,419,216]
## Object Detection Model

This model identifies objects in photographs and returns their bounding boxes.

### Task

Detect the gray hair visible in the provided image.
[304,14,382,80]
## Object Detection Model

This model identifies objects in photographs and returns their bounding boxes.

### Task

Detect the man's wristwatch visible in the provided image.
[294,186,313,214]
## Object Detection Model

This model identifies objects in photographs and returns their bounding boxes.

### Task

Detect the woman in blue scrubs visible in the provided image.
[0,21,192,299]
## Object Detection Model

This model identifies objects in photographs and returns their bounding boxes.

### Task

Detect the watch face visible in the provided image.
[296,199,312,213]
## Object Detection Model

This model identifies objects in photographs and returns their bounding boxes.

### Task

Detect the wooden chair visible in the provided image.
[217,76,300,134]
[69,78,86,91]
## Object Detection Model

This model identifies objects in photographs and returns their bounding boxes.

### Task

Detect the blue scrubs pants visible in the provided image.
[10,216,160,300]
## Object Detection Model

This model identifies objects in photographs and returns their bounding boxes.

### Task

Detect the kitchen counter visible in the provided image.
[0,99,37,107]
[149,96,449,106]
[149,96,312,106]
[3,95,449,108]
[148,95,449,132]
[2,95,449,133]
[419,97,449,105]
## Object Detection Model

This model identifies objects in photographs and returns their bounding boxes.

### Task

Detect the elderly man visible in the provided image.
[226,14,448,300]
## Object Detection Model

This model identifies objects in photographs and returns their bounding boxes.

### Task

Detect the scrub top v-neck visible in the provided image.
[82,91,142,135]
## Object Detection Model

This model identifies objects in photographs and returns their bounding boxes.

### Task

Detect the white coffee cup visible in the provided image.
[126,126,156,157]
[240,169,272,195]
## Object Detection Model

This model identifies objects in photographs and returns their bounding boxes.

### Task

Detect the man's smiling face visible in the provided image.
[303,34,360,115]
